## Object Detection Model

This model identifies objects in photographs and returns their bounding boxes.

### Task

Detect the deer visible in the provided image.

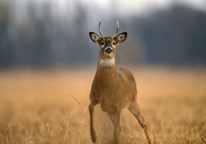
[88,21,152,144]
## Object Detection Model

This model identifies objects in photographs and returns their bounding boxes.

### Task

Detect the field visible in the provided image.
[0,66,206,144]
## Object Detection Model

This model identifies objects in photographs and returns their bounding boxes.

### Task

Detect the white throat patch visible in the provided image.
[100,58,115,67]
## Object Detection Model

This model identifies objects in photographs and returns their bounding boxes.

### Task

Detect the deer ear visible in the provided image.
[89,32,101,43]
[115,32,127,44]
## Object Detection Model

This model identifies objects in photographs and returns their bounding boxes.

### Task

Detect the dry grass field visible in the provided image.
[0,66,206,144]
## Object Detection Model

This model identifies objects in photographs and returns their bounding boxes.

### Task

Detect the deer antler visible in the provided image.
[99,21,104,37]
[112,21,119,38]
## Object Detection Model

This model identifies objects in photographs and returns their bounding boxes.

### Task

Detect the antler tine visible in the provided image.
[99,21,104,37]
[112,21,119,38]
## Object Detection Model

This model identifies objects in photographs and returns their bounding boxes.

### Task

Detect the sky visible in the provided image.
[13,0,206,13]
[12,0,206,18]
[11,0,206,28]
[63,0,206,16]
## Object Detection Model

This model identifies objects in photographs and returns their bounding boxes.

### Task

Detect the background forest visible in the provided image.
[0,0,206,68]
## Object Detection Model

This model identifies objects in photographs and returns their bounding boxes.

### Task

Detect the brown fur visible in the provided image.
[89,23,152,144]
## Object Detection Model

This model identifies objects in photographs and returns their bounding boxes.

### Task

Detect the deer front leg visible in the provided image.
[113,112,121,144]
[128,99,152,144]
[89,100,97,143]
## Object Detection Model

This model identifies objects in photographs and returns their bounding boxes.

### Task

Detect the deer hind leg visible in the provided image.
[128,99,152,144]
[107,113,115,125]
[113,112,121,144]
[108,112,124,128]
[89,100,97,143]
[107,112,121,144]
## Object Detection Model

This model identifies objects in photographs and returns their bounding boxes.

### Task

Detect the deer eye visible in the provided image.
[112,42,116,45]
[101,42,105,45]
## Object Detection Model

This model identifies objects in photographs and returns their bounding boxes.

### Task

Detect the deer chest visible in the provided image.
[99,97,119,114]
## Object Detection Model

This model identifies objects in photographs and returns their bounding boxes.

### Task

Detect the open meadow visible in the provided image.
[0,66,205,144]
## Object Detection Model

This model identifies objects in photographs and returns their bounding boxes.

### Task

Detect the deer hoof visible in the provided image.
[91,131,97,143]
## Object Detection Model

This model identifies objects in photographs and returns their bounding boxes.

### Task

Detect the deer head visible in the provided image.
[89,21,127,66]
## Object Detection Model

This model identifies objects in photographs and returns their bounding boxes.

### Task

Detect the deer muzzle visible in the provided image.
[105,47,113,54]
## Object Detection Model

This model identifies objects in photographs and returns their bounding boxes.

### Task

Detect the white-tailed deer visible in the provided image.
[89,21,152,144]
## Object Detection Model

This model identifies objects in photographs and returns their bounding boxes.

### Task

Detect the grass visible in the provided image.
[0,66,205,144]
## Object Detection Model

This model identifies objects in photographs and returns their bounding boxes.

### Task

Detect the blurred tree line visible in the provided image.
[0,1,206,68]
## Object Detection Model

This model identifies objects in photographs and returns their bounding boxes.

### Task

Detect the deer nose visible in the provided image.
[105,47,113,54]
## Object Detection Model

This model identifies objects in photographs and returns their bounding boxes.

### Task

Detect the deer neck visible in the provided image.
[95,57,117,86]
